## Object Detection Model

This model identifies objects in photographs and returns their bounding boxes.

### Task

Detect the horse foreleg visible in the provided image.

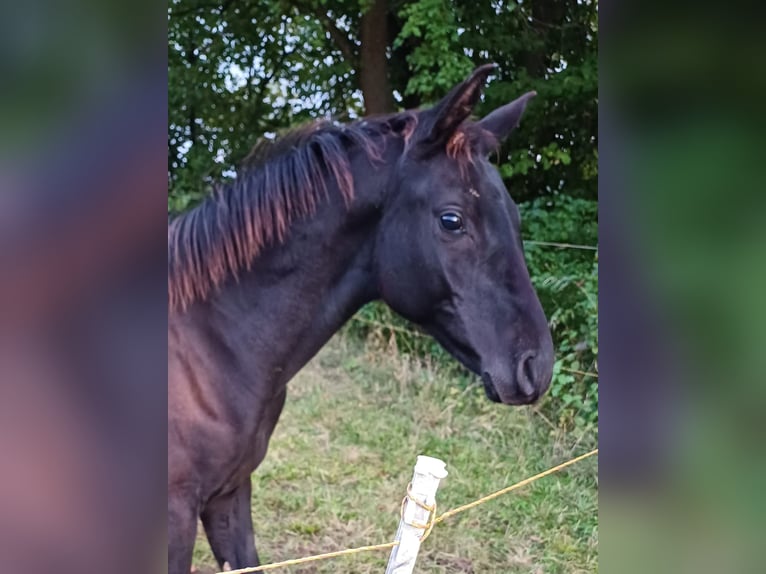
[168,492,199,574]
[201,480,258,570]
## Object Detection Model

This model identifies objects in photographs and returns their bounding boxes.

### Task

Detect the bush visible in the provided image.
[521,194,598,428]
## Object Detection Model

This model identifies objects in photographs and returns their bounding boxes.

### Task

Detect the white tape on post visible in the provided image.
[385,455,448,574]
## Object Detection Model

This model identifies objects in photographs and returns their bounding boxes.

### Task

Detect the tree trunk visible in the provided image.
[359,0,394,115]
[525,0,566,78]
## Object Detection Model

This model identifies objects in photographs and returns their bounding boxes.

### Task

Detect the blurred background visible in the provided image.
[600,1,766,572]
[0,1,166,573]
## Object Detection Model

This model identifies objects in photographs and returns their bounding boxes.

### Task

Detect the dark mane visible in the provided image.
[168,115,416,312]
[167,111,497,313]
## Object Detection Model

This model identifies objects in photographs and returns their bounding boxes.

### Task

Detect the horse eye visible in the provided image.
[439,212,464,233]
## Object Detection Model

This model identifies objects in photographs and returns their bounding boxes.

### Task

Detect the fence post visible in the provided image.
[385,455,448,574]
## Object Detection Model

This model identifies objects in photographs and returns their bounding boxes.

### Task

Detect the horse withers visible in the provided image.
[168,64,554,573]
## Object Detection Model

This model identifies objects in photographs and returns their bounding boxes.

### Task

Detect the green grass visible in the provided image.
[191,336,598,573]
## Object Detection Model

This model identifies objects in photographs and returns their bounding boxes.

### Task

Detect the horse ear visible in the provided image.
[415,63,498,153]
[477,91,537,150]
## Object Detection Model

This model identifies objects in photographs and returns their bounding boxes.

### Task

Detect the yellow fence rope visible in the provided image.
[222,542,399,574]
[432,448,598,526]
[219,448,598,574]
[523,240,598,251]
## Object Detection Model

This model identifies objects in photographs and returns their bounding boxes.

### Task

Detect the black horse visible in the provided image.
[168,64,554,573]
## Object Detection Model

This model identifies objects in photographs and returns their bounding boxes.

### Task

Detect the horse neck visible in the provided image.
[192,138,400,391]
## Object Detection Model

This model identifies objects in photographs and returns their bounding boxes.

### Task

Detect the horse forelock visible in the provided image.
[445,122,497,181]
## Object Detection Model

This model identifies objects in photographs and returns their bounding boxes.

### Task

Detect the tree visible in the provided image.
[168,0,597,208]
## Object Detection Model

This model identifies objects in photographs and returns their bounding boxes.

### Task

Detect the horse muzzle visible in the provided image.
[481,349,553,405]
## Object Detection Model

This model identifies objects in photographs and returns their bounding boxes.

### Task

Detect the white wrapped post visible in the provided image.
[385,455,448,574]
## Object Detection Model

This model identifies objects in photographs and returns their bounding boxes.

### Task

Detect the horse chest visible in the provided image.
[215,386,288,493]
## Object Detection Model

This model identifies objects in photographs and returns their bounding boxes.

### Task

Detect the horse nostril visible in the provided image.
[516,351,537,397]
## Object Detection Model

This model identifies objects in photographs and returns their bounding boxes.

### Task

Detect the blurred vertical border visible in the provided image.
[0,1,167,573]
[601,0,766,572]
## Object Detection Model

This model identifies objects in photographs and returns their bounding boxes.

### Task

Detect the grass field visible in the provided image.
[191,335,598,573]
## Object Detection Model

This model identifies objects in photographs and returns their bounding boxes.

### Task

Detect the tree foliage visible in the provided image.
[168,0,598,427]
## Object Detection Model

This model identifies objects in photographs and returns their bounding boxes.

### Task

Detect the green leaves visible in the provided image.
[521,195,598,428]
[394,0,473,101]
[169,0,598,210]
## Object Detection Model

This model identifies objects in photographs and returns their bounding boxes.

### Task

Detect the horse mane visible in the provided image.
[168,114,417,312]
